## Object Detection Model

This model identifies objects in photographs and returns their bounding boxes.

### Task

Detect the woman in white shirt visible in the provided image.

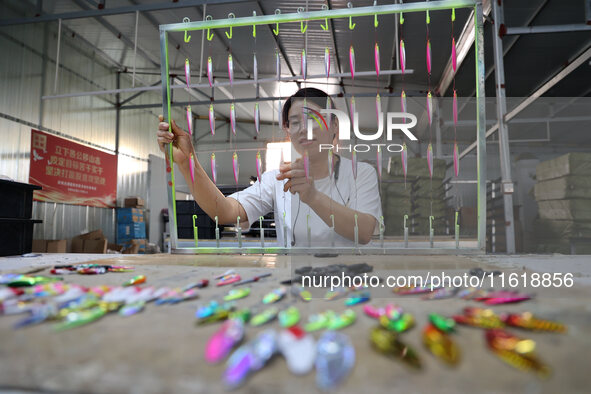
[157,88,382,247]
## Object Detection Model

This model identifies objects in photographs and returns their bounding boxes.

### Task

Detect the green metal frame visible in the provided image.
[159,0,486,254]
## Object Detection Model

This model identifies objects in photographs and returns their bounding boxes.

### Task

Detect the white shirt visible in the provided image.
[228,156,383,247]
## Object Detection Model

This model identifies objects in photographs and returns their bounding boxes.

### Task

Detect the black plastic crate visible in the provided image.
[0,218,42,256]
[178,226,217,239]
[177,213,215,228]
[0,179,41,219]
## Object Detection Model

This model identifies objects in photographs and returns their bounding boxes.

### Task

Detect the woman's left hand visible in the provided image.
[276,159,318,204]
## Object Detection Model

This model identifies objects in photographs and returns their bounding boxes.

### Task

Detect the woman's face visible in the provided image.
[285,99,336,158]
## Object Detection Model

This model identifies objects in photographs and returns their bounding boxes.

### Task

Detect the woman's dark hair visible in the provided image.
[282,87,335,129]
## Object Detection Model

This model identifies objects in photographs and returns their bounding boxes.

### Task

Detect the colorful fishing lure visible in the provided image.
[344,291,370,306]
[209,104,215,135]
[184,58,190,87]
[217,274,241,286]
[429,313,456,332]
[224,330,278,388]
[501,312,566,333]
[54,305,106,331]
[401,90,407,118]
[291,284,312,302]
[328,149,335,177]
[422,323,460,365]
[326,309,356,330]
[186,105,192,136]
[122,275,146,287]
[324,47,330,79]
[189,153,195,183]
[377,146,383,181]
[363,304,402,320]
[207,56,213,87]
[119,300,145,317]
[427,143,434,179]
[303,152,309,181]
[427,91,433,126]
[278,326,316,375]
[453,307,504,329]
[350,95,356,129]
[232,152,239,185]
[253,53,258,82]
[227,54,234,85]
[301,49,307,79]
[352,150,358,180]
[210,153,217,184]
[276,50,281,80]
[400,39,406,74]
[262,287,286,304]
[255,151,263,182]
[426,39,432,74]
[230,103,236,135]
[254,102,260,134]
[349,45,355,79]
[375,93,381,123]
[370,326,421,369]
[224,287,250,301]
[453,89,458,125]
[250,307,278,326]
[401,142,408,181]
[205,318,245,364]
[316,331,355,390]
[305,310,336,332]
[452,37,457,72]
[453,143,459,178]
[485,329,550,377]
[380,313,414,333]
[374,42,380,77]
[278,306,300,328]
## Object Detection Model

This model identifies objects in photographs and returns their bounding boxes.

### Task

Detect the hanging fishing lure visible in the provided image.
[352,150,358,180]
[230,103,236,135]
[349,45,355,80]
[255,151,263,182]
[400,39,406,74]
[276,50,281,80]
[227,54,234,85]
[453,143,459,178]
[301,49,307,80]
[350,95,356,128]
[426,39,432,75]
[325,96,332,128]
[452,37,457,72]
[186,105,192,136]
[324,47,331,79]
[190,153,195,183]
[328,149,334,177]
[377,147,383,181]
[210,153,217,185]
[422,323,460,365]
[207,56,213,87]
[209,104,215,135]
[303,151,310,181]
[453,89,458,126]
[374,42,380,77]
[375,93,381,122]
[184,58,191,87]
[253,53,258,83]
[232,152,239,185]
[254,102,260,134]
[427,143,434,179]
[400,90,407,120]
[401,142,408,181]
[427,91,433,126]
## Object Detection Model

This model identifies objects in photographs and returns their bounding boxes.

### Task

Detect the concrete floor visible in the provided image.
[0,253,590,393]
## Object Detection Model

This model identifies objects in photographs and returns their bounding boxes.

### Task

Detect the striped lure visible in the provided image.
[210,153,217,184]
[374,43,380,77]
[207,56,213,87]
[186,105,192,136]
[227,54,234,85]
[253,53,258,83]
[190,153,195,183]
[427,91,433,126]
[427,143,433,179]
[452,37,457,72]
[303,152,309,181]
[352,150,358,180]
[209,104,215,135]
[230,103,236,135]
[276,50,281,80]
[324,47,330,79]
[184,58,191,87]
[256,151,263,181]
[232,152,239,185]
[402,142,408,180]
[400,40,406,74]
[453,143,459,178]
[301,49,307,80]
[426,39,432,74]
[254,102,260,134]
[349,46,355,80]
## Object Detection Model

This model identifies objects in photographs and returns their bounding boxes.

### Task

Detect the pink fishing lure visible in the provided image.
[228,54,234,85]
[427,143,433,179]
[453,143,459,178]
[211,153,217,184]
[324,47,330,79]
[186,105,192,136]
[189,153,195,183]
[209,104,215,135]
[301,49,307,80]
[230,103,236,135]
[453,90,458,126]
[452,37,457,72]
[352,150,358,180]
[303,152,309,181]
[232,152,239,185]
[400,40,406,74]
[207,56,213,87]
[254,102,260,134]
[276,51,281,80]
[374,43,380,77]
[205,318,244,364]
[349,46,355,80]
[426,39,432,74]
[256,151,263,181]
[401,90,407,123]
[253,53,258,83]
[427,91,433,126]
[402,142,408,180]
[184,58,190,87]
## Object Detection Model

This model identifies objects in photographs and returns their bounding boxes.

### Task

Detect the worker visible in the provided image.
[157,88,382,247]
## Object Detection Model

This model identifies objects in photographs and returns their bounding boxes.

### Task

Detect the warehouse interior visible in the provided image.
[1,0,591,392]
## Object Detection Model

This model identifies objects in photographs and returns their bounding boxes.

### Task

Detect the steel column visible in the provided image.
[492,0,515,253]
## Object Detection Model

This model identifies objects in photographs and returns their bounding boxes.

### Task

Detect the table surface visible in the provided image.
[1,253,590,394]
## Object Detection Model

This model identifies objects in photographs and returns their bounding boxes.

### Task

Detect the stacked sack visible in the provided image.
[533,153,591,254]
[381,156,448,236]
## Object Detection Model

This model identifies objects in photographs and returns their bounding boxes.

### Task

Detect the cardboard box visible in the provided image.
[83,239,108,254]
[71,230,108,253]
[32,239,67,253]
[124,197,145,208]
[117,222,146,243]
[117,208,145,224]
[122,239,147,254]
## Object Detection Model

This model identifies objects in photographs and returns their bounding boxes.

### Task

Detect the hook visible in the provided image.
[206,15,214,41]
[183,17,191,43]
[400,12,405,25]
[297,7,307,34]
[373,1,378,28]
[320,4,329,31]
[347,2,356,30]
[273,9,281,35]
[225,13,235,39]
[451,8,456,22]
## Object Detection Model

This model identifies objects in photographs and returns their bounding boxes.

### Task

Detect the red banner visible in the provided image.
[29,129,118,208]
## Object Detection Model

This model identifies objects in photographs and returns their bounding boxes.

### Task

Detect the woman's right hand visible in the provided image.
[157,115,194,170]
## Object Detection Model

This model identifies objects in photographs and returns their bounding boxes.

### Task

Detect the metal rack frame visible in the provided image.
[158,0,487,255]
